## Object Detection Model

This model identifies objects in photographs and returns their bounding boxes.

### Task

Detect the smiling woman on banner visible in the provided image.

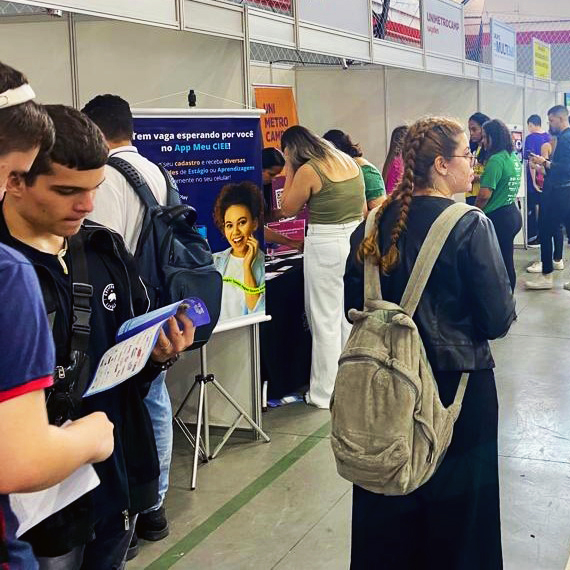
[213,182,265,320]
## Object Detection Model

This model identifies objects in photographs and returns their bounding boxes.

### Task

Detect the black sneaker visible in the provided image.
[136,506,170,541]
[127,532,139,561]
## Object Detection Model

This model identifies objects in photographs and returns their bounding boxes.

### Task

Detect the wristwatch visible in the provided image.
[149,354,180,371]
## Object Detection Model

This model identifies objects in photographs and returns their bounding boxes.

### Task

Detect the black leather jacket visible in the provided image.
[344,197,516,372]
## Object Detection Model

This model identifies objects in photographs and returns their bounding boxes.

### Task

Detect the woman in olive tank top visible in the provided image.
[278,125,365,409]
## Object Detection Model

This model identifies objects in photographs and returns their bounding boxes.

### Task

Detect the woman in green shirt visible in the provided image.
[476,119,522,290]
[323,129,386,211]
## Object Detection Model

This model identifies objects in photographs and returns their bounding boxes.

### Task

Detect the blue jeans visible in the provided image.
[142,372,173,512]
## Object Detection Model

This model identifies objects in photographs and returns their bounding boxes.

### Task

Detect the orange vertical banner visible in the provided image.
[253,85,299,148]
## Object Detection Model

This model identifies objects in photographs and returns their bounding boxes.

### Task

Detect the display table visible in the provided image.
[260,254,312,400]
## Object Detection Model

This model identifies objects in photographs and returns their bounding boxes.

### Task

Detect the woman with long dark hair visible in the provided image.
[344,116,515,569]
[466,112,490,205]
[279,125,365,409]
[382,125,407,194]
[475,119,523,291]
[323,129,385,210]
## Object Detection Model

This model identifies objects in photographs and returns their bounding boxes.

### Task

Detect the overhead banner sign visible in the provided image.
[253,85,299,149]
[298,0,370,36]
[132,110,265,323]
[491,18,517,74]
[533,38,551,81]
[422,0,464,59]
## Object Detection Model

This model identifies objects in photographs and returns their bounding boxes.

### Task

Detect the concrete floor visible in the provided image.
[129,248,570,570]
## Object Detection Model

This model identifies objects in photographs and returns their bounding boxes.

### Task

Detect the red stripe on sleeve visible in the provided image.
[0,376,54,404]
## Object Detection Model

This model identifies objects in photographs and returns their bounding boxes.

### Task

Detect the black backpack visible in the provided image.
[107,156,222,349]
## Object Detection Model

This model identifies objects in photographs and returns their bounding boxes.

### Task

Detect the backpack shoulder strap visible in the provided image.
[107,155,158,209]
[158,163,181,207]
[364,205,382,306]
[400,202,477,317]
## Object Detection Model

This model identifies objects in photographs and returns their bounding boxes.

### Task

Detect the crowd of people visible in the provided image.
[0,62,196,569]
[1,51,569,570]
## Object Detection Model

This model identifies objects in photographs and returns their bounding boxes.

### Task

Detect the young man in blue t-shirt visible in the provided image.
[0,61,115,570]
[524,114,551,245]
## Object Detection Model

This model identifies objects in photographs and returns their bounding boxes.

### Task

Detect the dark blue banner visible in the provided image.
[132,114,265,322]
[133,115,263,254]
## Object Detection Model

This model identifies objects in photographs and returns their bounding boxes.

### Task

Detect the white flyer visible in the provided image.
[84,321,163,397]
[11,464,100,538]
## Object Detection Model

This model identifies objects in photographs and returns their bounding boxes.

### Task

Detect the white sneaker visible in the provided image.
[526,261,543,273]
[527,260,564,273]
[564,282,570,291]
[525,273,554,290]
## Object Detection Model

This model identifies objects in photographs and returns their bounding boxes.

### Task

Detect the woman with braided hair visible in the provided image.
[344,117,515,569]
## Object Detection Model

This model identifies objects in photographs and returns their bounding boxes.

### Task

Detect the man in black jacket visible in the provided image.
[526,105,570,290]
[0,105,196,569]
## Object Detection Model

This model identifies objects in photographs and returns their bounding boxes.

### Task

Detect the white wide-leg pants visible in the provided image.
[304,220,360,408]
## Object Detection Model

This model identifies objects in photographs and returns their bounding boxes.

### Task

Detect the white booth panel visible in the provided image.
[248,9,295,48]
[385,68,478,133]
[298,26,371,62]
[480,81,524,125]
[373,41,424,71]
[23,0,178,27]
[465,61,480,79]
[183,0,244,39]
[75,20,245,109]
[525,89,556,125]
[0,20,73,105]
[250,64,296,90]
[425,54,464,77]
[296,68,387,168]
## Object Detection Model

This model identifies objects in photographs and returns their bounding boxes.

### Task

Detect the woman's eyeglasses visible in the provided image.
[449,153,476,166]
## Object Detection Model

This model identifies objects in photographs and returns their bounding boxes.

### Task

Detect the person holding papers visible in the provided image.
[0,105,196,569]
[0,61,115,570]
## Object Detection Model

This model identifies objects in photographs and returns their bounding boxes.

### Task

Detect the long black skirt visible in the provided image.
[350,369,502,570]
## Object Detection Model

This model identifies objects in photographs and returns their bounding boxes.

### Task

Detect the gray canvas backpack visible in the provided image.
[331,202,477,495]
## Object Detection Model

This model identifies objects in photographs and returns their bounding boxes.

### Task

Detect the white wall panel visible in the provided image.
[250,64,296,89]
[0,20,73,105]
[184,0,244,39]
[299,26,371,61]
[24,0,178,27]
[480,81,523,125]
[75,20,244,110]
[373,41,424,71]
[524,89,556,125]
[296,68,387,168]
[385,68,478,134]
[248,9,295,48]
[425,54,464,77]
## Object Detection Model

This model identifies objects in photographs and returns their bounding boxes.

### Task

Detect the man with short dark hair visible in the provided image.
[82,94,172,555]
[524,114,550,245]
[1,104,195,568]
[526,105,570,289]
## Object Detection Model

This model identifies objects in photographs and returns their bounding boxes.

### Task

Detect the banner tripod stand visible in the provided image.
[173,339,271,490]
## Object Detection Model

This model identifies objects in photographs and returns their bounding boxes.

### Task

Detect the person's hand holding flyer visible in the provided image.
[85,297,210,397]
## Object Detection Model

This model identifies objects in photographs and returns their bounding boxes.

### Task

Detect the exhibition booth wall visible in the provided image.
[0,10,559,431]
